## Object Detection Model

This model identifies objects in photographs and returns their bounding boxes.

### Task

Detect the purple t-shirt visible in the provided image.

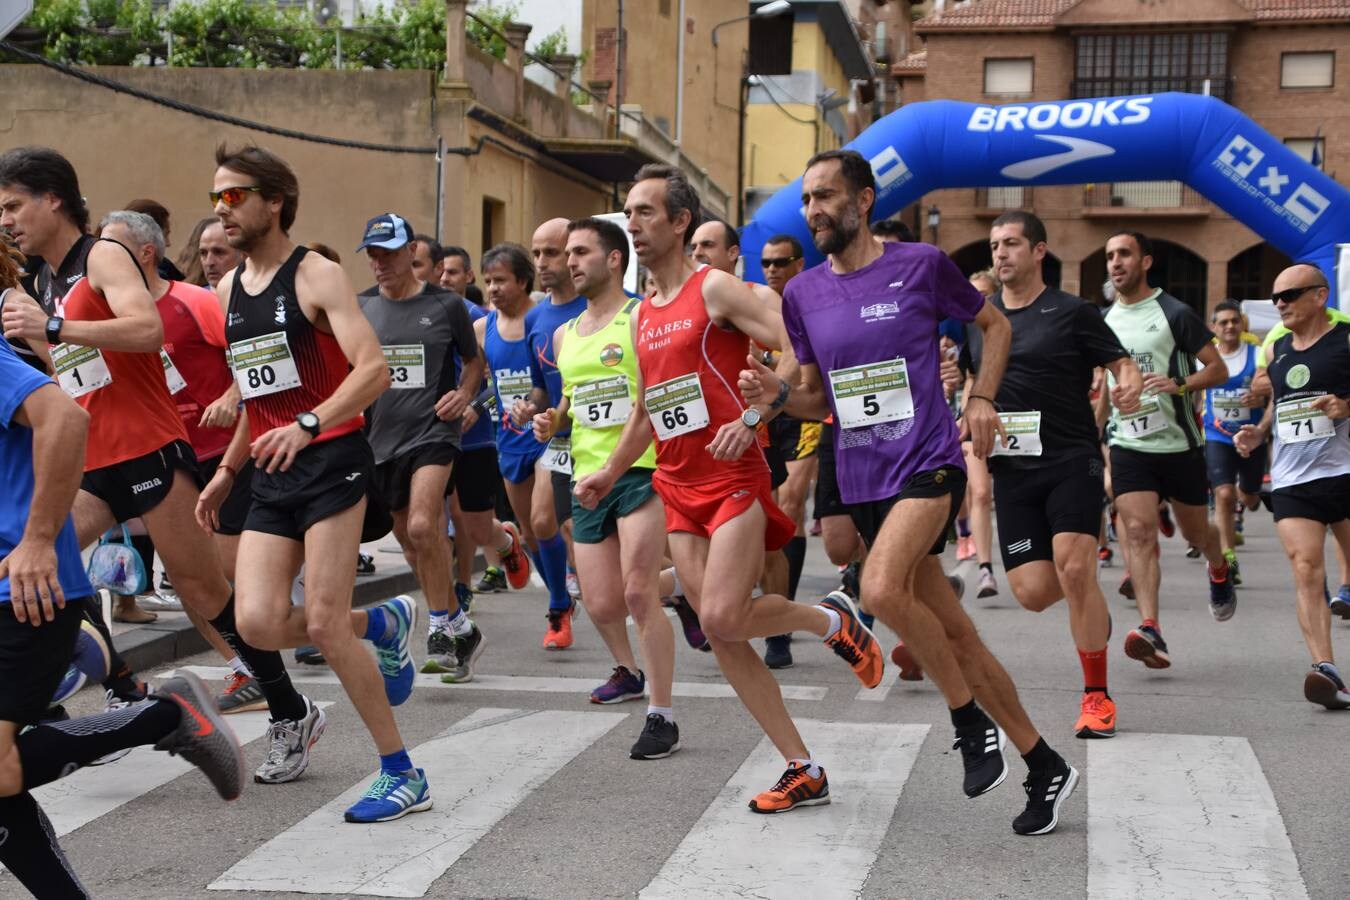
[783,241,984,504]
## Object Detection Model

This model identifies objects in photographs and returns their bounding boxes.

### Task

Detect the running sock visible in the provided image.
[448,608,472,637]
[17,698,179,790]
[1078,646,1108,695]
[1141,617,1160,632]
[1208,561,1230,581]
[786,757,823,778]
[209,595,308,722]
[428,609,451,635]
[670,569,684,599]
[84,598,142,699]
[0,792,91,898]
[497,530,515,555]
[380,747,416,777]
[949,698,987,729]
[538,533,571,611]
[784,536,807,602]
[957,517,971,538]
[1021,737,1059,773]
[979,561,993,574]
[648,705,674,724]
[227,656,250,677]
[817,605,842,640]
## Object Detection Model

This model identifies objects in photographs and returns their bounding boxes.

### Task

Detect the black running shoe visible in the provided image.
[952,717,1008,798]
[671,595,710,652]
[474,566,508,594]
[764,635,793,669]
[442,624,486,684]
[294,645,326,665]
[1012,755,1079,836]
[356,552,377,576]
[153,672,246,801]
[840,560,861,600]
[630,713,680,759]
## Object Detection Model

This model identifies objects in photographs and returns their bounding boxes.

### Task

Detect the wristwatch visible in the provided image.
[296,411,321,438]
[740,407,762,429]
[45,316,64,344]
[1172,375,1187,393]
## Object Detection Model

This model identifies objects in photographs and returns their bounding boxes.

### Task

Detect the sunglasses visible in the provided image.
[1271,284,1325,305]
[209,185,263,208]
[761,256,800,269]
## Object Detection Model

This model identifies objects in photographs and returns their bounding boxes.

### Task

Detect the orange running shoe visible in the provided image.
[889,642,924,681]
[498,522,531,590]
[1074,691,1117,739]
[820,591,883,689]
[543,605,574,650]
[748,762,830,814]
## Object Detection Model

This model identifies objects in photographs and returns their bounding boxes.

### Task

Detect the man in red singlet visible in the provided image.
[575,163,884,813]
[196,144,429,823]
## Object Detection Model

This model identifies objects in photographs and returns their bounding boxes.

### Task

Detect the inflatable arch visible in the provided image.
[740,92,1347,307]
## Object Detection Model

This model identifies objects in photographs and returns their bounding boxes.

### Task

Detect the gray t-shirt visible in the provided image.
[359,283,478,464]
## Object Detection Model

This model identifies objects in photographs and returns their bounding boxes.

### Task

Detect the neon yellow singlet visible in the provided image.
[557,298,657,478]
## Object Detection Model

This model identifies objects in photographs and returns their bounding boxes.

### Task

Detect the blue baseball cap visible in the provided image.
[357,213,414,252]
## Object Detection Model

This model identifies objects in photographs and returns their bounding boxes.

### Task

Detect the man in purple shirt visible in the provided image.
[740,149,1076,837]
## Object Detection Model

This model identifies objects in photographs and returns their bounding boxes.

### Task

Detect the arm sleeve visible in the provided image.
[933,250,985,323]
[0,342,49,429]
[780,282,815,367]
[1073,302,1130,368]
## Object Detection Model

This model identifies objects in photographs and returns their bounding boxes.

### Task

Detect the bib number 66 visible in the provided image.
[660,406,690,431]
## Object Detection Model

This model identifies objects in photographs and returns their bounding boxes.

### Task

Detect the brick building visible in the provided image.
[892,0,1350,311]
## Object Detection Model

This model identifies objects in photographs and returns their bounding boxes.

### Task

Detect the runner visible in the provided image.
[1234,264,1350,708]
[575,163,884,814]
[741,150,1079,835]
[355,213,486,681]
[1103,231,1235,667]
[194,144,428,822]
[1203,299,1267,584]
[0,147,315,744]
[97,210,265,713]
[963,211,1143,739]
[0,327,243,899]
[961,269,1000,599]
[532,216,679,754]
[198,219,242,290]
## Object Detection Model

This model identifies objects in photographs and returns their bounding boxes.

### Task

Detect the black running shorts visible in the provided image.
[1271,474,1350,525]
[993,455,1106,570]
[1108,445,1208,507]
[246,432,374,541]
[81,440,202,525]
[198,455,255,537]
[373,442,459,513]
[769,415,822,462]
[1204,440,1267,496]
[448,446,500,514]
[552,469,573,525]
[813,422,851,519]
[849,465,966,556]
[0,599,84,726]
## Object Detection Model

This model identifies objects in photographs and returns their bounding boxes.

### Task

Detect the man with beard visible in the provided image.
[740,150,1078,835]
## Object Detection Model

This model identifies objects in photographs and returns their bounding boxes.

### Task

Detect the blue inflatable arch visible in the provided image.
[741,92,1347,307]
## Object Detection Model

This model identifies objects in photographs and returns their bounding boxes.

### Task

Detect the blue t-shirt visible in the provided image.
[0,340,94,604]
[459,299,496,452]
[525,295,587,436]
[485,310,547,459]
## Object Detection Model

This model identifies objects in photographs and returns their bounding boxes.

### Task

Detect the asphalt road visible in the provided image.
[10,511,1349,900]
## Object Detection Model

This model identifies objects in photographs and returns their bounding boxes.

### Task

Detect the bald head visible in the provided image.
[1271,262,1330,328]
[691,219,739,273]
[1272,263,1327,294]
[532,217,575,296]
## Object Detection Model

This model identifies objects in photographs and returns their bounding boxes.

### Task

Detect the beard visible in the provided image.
[227,219,267,253]
[810,205,861,256]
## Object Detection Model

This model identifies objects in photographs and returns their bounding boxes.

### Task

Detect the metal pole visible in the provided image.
[336,28,343,70]
[675,0,686,145]
[435,135,445,242]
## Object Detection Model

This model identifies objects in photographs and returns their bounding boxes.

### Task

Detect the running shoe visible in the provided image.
[1158,505,1175,538]
[890,642,924,681]
[153,672,246,801]
[764,635,793,669]
[1074,691,1116,739]
[820,591,884,689]
[420,630,457,674]
[1124,624,1171,669]
[1209,567,1237,622]
[356,552,377,576]
[474,566,508,594]
[217,672,267,715]
[590,665,645,704]
[1185,544,1202,559]
[543,605,574,650]
[455,581,474,614]
[956,534,976,562]
[748,762,830,813]
[294,645,326,665]
[977,567,998,599]
[1097,546,1113,568]
[671,595,710,651]
[497,522,531,590]
[1304,662,1350,710]
[344,768,433,823]
[1118,575,1135,601]
[1012,755,1079,836]
[441,624,486,684]
[630,713,680,760]
[89,690,137,766]
[255,695,326,784]
[1223,547,1242,587]
[839,560,861,600]
[566,570,583,602]
[1332,585,1350,620]
[370,596,417,706]
[50,621,110,707]
[952,717,1008,797]
[947,573,966,600]
[138,591,184,612]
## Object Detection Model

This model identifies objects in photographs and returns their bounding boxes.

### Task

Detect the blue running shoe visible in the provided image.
[344,768,433,823]
[372,595,416,706]
[1330,584,1350,620]
[454,581,474,614]
[50,621,110,707]
[590,665,645,704]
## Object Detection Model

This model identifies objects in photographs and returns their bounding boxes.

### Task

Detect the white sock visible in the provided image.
[227,656,250,677]
[670,568,684,598]
[449,608,473,636]
[496,530,514,554]
[817,606,842,640]
[428,610,451,634]
[647,705,674,724]
[787,757,822,778]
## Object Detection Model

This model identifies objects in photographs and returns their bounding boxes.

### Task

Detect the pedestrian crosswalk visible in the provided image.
[6,693,1315,899]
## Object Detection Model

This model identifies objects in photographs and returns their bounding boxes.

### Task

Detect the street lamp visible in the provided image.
[712,0,791,47]
[927,204,941,242]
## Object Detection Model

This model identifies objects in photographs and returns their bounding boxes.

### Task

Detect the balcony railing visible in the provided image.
[974,186,1032,210]
[1070,77,1233,103]
[1082,181,1208,212]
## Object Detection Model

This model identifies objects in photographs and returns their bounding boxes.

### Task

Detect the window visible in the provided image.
[1285,137,1326,170]
[984,58,1033,95]
[481,197,504,259]
[1073,32,1230,101]
[1281,52,1334,89]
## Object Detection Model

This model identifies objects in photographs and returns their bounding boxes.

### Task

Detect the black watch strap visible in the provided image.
[45,316,64,344]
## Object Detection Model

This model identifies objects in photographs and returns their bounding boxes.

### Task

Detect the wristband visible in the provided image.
[218,463,238,480]
[967,394,996,408]
[769,379,791,411]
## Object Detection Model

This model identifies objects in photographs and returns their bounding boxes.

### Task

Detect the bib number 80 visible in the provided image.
[246,365,277,390]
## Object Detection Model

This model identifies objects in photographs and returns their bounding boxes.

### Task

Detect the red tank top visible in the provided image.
[157,282,234,461]
[637,267,768,485]
[57,277,188,471]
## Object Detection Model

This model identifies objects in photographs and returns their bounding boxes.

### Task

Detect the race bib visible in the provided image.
[229,331,300,400]
[645,372,711,441]
[382,344,426,389]
[1276,397,1334,444]
[51,343,112,399]
[160,349,187,395]
[495,372,534,407]
[828,359,914,430]
[540,436,573,475]
[991,411,1042,457]
[1119,394,1166,438]
[1212,389,1250,424]
[573,375,632,428]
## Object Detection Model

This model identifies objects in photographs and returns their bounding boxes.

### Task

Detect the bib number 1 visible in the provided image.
[51,343,113,399]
